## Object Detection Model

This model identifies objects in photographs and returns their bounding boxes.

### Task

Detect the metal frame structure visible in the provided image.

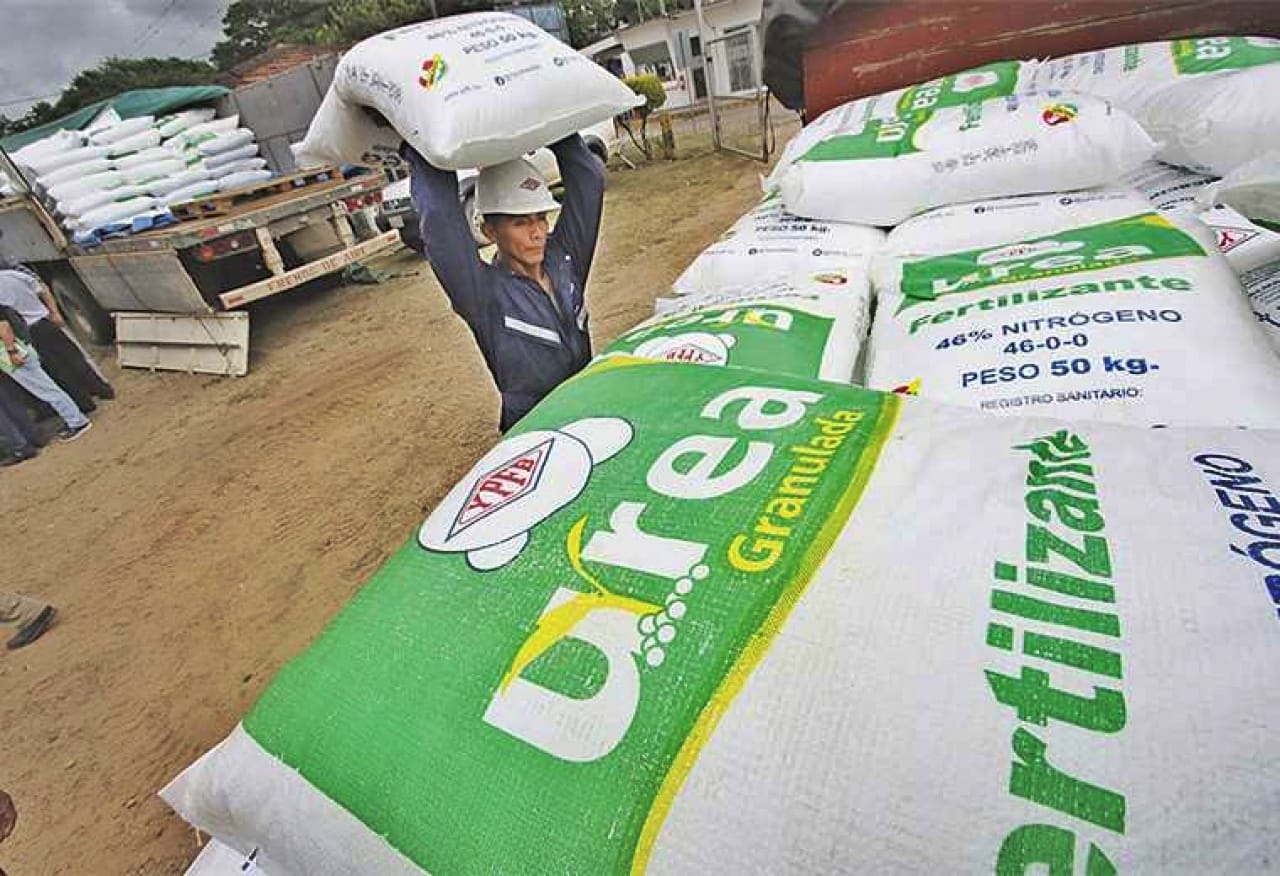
[693,0,772,163]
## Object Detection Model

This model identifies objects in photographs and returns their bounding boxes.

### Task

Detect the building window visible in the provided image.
[725,31,754,92]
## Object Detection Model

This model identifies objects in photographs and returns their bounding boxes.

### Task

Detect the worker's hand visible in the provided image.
[6,348,25,368]
[49,310,65,327]
[0,789,16,843]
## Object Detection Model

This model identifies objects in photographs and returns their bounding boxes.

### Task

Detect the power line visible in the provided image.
[0,92,60,109]
[124,0,187,56]
[173,2,228,54]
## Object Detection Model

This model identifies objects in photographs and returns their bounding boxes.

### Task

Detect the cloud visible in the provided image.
[0,0,232,117]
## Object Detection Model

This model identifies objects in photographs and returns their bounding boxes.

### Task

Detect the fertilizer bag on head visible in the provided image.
[1028,36,1280,175]
[161,361,1280,875]
[294,85,405,169]
[776,92,1154,225]
[865,190,1280,426]
[673,191,884,297]
[602,280,871,382]
[333,12,640,170]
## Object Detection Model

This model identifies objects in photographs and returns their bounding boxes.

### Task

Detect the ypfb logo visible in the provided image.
[419,417,633,570]
[633,332,736,366]
[1041,102,1078,127]
[419,54,447,90]
[518,177,542,192]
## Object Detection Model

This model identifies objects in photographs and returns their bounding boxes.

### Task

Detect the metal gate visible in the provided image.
[693,1,773,163]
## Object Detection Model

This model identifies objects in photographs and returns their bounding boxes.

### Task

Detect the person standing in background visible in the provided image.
[0,305,91,442]
[0,267,113,415]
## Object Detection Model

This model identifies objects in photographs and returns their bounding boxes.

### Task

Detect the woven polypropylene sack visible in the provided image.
[776,93,1153,225]
[866,192,1280,425]
[332,12,641,170]
[162,361,1280,874]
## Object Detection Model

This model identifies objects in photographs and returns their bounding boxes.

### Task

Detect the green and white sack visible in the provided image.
[162,361,1280,873]
[776,92,1153,225]
[867,191,1280,425]
[603,282,869,382]
[331,12,640,170]
[1119,162,1280,351]
[672,191,883,297]
[1027,36,1280,175]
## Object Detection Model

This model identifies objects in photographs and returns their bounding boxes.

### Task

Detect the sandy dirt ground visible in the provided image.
[0,119,799,875]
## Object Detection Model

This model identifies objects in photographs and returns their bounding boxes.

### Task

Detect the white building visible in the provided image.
[582,0,764,110]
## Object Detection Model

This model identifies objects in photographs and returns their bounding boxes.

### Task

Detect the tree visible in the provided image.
[619,73,665,158]
[55,57,219,115]
[563,0,617,48]
[18,101,62,132]
[212,0,331,70]
[303,0,492,46]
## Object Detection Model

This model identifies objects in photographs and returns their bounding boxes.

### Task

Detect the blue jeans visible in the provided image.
[6,351,88,430]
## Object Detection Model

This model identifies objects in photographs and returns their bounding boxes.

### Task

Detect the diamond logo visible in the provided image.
[519,177,542,192]
[449,437,553,539]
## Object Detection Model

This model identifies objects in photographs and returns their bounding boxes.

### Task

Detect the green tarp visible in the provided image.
[1,85,230,152]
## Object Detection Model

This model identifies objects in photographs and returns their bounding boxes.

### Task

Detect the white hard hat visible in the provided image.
[475,158,558,216]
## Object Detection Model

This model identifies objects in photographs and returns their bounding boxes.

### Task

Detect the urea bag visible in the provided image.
[106,128,163,157]
[88,115,155,146]
[113,147,174,172]
[120,158,188,186]
[1198,152,1280,225]
[1027,36,1280,175]
[672,191,884,296]
[75,196,157,231]
[25,144,113,178]
[64,184,148,219]
[333,12,640,169]
[218,170,273,191]
[866,191,1280,425]
[10,129,81,166]
[163,181,220,206]
[199,129,256,158]
[293,85,405,169]
[776,92,1154,225]
[161,360,1280,874]
[37,157,114,189]
[602,282,870,382]
[766,59,1038,189]
[156,108,217,140]
[146,167,212,198]
[48,170,125,206]
[205,144,260,171]
[208,158,268,178]
[165,116,240,151]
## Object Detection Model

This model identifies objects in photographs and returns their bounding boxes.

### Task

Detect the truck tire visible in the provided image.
[49,268,114,346]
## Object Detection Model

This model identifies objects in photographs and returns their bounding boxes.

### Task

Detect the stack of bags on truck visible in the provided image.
[7,108,272,244]
[159,22,1280,875]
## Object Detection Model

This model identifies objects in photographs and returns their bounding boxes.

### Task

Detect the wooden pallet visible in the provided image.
[168,167,341,222]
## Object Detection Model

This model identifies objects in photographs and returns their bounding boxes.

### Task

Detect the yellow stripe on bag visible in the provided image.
[629,394,902,873]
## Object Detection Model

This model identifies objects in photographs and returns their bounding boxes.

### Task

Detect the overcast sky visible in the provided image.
[0,0,233,119]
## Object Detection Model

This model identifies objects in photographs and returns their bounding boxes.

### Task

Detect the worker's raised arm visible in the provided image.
[403,146,491,327]
[548,134,606,284]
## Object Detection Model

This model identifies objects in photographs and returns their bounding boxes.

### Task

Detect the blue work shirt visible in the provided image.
[405,135,604,432]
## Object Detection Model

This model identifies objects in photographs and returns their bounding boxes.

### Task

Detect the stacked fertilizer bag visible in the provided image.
[863,188,1280,425]
[1121,157,1280,351]
[158,30,1280,875]
[9,107,273,244]
[601,277,870,383]
[161,358,1280,873]
[292,11,640,170]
